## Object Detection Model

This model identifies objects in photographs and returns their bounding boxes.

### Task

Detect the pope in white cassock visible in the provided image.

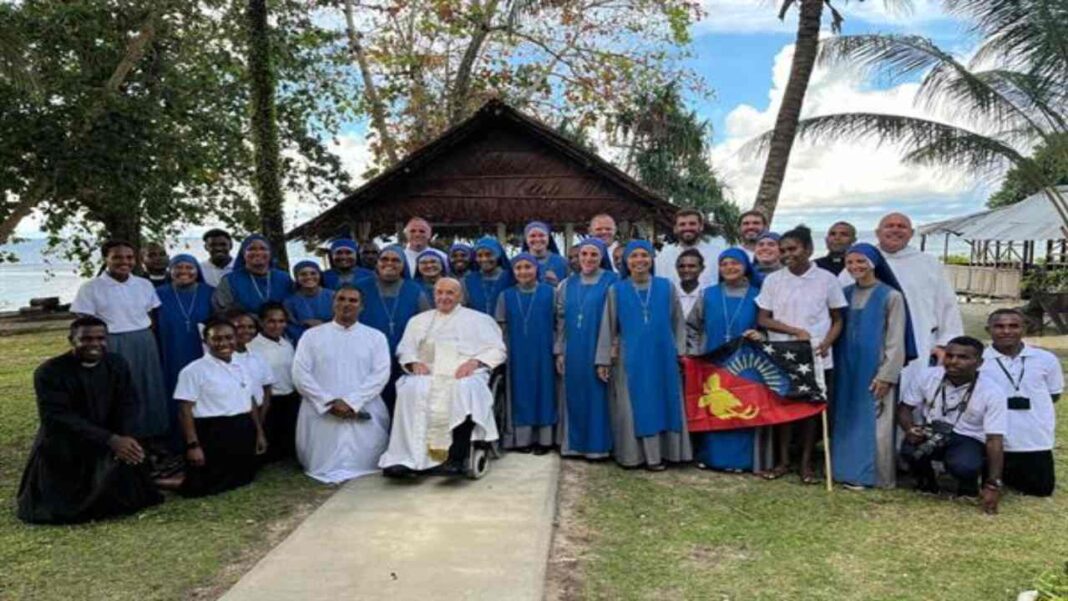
[291,286,391,483]
[840,212,963,391]
[379,278,507,475]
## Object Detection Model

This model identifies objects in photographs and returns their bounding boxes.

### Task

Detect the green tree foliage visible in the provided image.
[339,0,704,169]
[0,0,356,270]
[613,85,738,242]
[988,135,1068,208]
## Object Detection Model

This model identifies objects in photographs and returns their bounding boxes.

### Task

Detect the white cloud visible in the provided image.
[697,0,950,35]
[711,40,988,234]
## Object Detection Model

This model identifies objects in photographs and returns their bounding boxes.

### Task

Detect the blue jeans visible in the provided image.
[902,432,985,496]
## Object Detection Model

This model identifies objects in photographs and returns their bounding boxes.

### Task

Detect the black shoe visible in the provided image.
[916,477,940,494]
[383,465,415,478]
[532,446,551,456]
[645,463,667,472]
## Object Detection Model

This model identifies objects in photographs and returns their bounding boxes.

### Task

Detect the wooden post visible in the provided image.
[358,221,372,242]
[564,223,575,251]
[496,222,507,244]
[920,234,927,252]
[943,233,949,262]
[395,222,405,245]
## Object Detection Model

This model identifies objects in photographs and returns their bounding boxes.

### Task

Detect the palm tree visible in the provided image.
[747,0,1068,231]
[752,0,913,221]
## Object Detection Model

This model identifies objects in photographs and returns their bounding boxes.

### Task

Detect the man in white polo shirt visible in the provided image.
[898,337,1006,513]
[981,308,1062,497]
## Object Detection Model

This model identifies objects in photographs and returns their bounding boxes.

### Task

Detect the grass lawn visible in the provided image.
[573,347,1068,600]
[0,330,334,601]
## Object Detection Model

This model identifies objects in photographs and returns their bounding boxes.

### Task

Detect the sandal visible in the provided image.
[759,466,789,480]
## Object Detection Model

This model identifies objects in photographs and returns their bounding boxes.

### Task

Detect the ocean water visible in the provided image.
[0,238,318,311]
[0,235,969,312]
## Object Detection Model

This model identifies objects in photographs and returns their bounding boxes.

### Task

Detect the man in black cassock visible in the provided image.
[16,316,163,524]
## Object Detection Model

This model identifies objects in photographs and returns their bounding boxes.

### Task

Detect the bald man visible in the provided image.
[589,214,619,272]
[402,217,447,278]
[841,212,963,393]
[380,278,506,476]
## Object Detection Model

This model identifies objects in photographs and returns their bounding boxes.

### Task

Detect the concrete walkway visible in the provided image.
[222,453,560,601]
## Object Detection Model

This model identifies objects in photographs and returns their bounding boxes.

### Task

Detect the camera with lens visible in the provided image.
[910,420,955,460]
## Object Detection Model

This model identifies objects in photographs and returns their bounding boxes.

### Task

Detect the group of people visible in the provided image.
[16,210,1061,524]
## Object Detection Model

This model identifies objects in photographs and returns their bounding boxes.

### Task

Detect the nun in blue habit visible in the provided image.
[463,236,514,315]
[356,245,431,415]
[322,238,374,289]
[597,240,691,470]
[494,253,557,451]
[413,249,449,307]
[448,242,474,279]
[155,254,215,445]
[521,221,569,286]
[283,260,335,342]
[211,234,294,315]
[555,238,617,458]
[684,248,764,472]
[832,242,917,489]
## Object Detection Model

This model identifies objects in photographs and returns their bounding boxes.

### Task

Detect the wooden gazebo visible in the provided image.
[287,100,678,249]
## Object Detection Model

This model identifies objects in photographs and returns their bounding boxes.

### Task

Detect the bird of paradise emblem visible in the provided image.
[698,373,759,420]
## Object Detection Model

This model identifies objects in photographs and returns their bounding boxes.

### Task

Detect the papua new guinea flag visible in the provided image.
[682,339,827,433]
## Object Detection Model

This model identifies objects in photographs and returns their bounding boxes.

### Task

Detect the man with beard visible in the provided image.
[815,221,857,276]
[17,317,163,523]
[736,210,768,260]
[199,229,235,287]
[655,209,725,288]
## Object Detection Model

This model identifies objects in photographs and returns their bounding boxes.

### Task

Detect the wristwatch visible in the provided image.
[186,440,201,450]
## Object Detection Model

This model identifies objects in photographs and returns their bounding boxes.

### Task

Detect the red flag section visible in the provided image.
[682,356,826,433]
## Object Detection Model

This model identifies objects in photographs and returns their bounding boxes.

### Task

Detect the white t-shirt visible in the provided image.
[174,354,258,418]
[755,263,848,369]
[71,272,160,333]
[674,281,704,319]
[980,344,1063,452]
[248,334,296,396]
[902,366,1007,443]
[655,238,727,289]
[234,350,275,406]
[200,257,234,288]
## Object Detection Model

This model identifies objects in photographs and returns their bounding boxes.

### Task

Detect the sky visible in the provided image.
[13,0,996,241]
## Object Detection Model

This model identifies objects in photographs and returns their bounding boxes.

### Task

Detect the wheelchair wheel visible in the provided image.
[466,443,491,480]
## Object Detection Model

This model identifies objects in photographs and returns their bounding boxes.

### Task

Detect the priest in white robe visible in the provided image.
[840,212,963,391]
[291,286,391,483]
[379,278,507,475]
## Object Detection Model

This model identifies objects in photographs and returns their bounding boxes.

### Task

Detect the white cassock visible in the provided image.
[291,321,391,483]
[378,306,507,471]
[840,245,963,391]
[655,237,727,289]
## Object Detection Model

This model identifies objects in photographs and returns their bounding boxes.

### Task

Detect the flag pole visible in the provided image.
[821,407,833,493]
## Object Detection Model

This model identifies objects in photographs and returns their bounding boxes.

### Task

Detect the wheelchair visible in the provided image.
[462,364,508,480]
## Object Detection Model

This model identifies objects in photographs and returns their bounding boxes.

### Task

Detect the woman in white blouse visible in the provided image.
[71,240,169,438]
[174,318,267,496]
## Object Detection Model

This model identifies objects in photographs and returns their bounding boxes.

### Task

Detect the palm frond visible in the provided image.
[741,112,1028,179]
[819,34,1058,141]
[947,0,1068,82]
[817,34,948,84]
[969,70,1068,135]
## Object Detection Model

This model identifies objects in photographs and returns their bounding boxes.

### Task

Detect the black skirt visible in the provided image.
[179,413,259,498]
[17,440,163,525]
[264,392,301,462]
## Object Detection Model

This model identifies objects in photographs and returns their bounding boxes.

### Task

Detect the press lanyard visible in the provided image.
[994,357,1026,392]
[932,377,976,423]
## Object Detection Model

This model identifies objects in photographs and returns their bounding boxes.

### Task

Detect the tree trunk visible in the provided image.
[449,0,501,125]
[752,0,823,223]
[246,0,288,269]
[342,0,399,165]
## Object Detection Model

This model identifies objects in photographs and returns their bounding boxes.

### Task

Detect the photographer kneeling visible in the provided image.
[897,336,1007,514]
